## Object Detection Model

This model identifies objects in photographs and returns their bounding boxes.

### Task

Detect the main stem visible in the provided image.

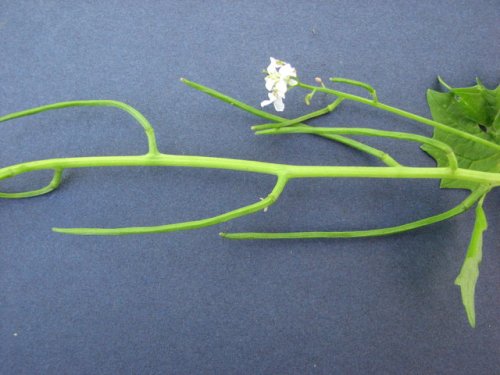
[1,154,499,186]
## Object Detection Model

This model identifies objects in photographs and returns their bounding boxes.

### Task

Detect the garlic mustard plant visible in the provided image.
[1,60,498,327]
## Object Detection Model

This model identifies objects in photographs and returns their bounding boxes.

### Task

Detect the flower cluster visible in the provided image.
[260,57,298,112]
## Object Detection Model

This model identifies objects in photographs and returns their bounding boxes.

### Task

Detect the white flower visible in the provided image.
[260,57,297,112]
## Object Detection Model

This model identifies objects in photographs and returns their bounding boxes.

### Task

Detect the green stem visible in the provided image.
[1,155,498,185]
[329,77,378,102]
[251,98,344,131]
[0,100,160,155]
[296,81,500,152]
[52,175,288,235]
[0,168,63,198]
[220,185,490,240]
[181,78,400,166]
[257,126,458,169]
[1,96,498,237]
[1,150,497,236]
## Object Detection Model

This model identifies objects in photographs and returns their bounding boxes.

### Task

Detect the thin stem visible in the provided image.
[251,98,344,131]
[257,126,458,170]
[181,79,400,166]
[319,136,401,167]
[0,168,63,198]
[0,100,160,155]
[52,175,288,235]
[220,185,490,240]
[297,81,500,152]
[437,76,453,91]
[329,77,378,102]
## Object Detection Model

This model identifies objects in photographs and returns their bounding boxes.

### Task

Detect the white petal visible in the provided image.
[266,65,277,75]
[273,97,285,111]
[267,57,278,74]
[288,78,298,86]
[275,79,288,96]
[261,99,273,107]
[265,76,276,91]
[279,64,296,77]
[261,92,277,108]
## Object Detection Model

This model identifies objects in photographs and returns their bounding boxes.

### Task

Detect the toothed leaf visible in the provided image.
[421,80,500,190]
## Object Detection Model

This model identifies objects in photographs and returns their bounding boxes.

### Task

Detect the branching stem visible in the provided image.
[256,126,459,169]
[181,79,401,166]
[220,185,490,239]
[0,100,160,155]
[296,81,500,151]
[1,82,498,236]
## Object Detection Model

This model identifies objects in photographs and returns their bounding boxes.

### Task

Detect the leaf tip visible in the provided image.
[454,276,477,328]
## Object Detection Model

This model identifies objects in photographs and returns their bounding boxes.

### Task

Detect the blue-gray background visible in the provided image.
[1,1,499,374]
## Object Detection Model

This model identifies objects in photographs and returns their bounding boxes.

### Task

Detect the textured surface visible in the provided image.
[1,1,499,374]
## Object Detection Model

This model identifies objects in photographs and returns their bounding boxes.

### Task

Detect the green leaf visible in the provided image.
[421,79,497,327]
[454,195,488,327]
[422,79,500,190]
